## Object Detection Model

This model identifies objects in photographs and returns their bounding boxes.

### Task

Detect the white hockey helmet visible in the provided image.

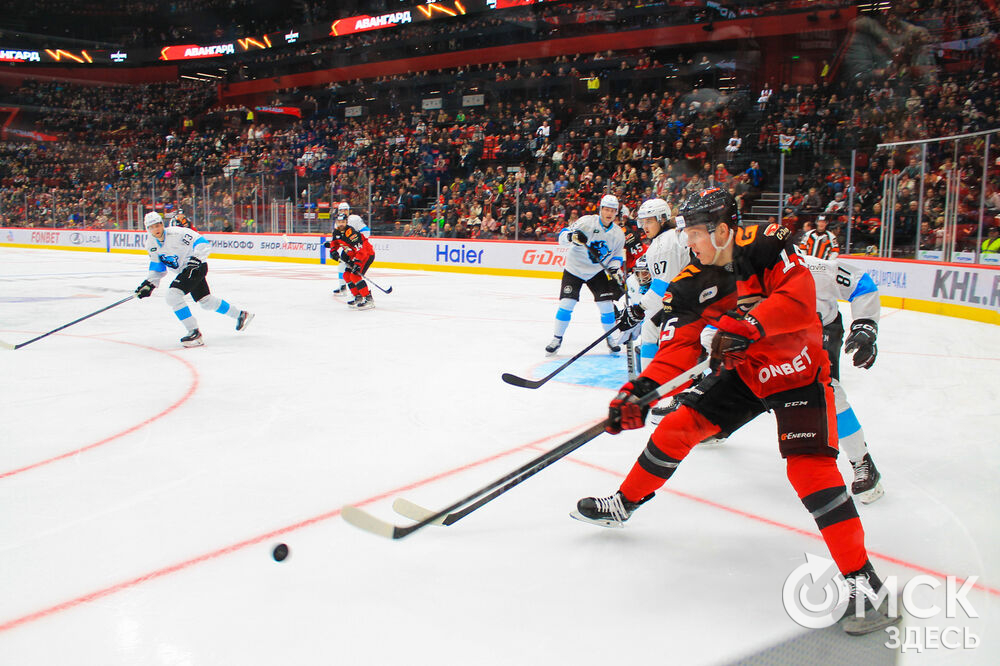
[599,194,620,212]
[337,201,350,212]
[144,211,163,228]
[637,198,671,224]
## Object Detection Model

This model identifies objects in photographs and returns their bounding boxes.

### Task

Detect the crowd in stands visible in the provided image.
[1,0,999,259]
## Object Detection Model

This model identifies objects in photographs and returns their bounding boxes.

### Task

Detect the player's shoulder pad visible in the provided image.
[734,222,794,270]
[663,263,735,313]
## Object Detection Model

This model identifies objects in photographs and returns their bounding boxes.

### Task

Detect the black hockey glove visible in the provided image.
[135,280,156,299]
[606,266,626,287]
[323,241,331,249]
[177,257,204,283]
[844,319,878,369]
[618,304,645,330]
[569,229,588,246]
[606,376,659,434]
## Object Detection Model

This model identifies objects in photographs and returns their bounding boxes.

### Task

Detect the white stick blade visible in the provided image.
[0,339,15,350]
[341,505,397,539]
[392,498,445,525]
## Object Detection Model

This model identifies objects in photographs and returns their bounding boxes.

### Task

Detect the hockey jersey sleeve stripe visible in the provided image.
[650,277,668,297]
[193,238,210,248]
[848,272,877,301]
[148,261,166,272]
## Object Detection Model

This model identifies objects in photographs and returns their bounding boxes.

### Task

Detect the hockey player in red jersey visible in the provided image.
[572,188,898,636]
[325,213,376,310]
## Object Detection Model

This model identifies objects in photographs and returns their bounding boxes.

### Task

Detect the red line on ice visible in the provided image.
[0,338,200,480]
[0,421,586,633]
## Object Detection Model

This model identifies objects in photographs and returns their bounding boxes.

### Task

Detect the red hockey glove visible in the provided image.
[606,376,660,434]
[710,312,764,370]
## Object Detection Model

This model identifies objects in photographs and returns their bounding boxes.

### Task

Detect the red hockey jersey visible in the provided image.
[642,222,829,398]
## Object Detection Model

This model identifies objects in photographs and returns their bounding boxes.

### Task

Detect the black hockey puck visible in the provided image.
[272,543,289,562]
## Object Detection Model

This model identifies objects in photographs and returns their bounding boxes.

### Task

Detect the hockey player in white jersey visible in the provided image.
[800,251,884,503]
[546,194,627,354]
[616,256,652,369]
[134,211,254,347]
[615,198,689,368]
[332,202,371,295]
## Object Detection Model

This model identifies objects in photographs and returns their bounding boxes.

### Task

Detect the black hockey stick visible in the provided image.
[502,324,623,389]
[1,294,135,351]
[343,359,710,538]
[366,276,393,294]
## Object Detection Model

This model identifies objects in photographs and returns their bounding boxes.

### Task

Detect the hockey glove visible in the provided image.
[710,312,764,370]
[606,376,660,434]
[569,229,588,246]
[618,304,645,330]
[177,257,204,283]
[135,280,156,299]
[606,266,626,287]
[323,241,331,249]
[844,319,878,369]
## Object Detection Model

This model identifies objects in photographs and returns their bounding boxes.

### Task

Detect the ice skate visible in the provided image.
[839,561,901,635]
[346,297,359,308]
[332,284,348,295]
[570,490,653,528]
[354,295,375,311]
[606,337,621,354]
[545,335,562,354]
[180,329,204,347]
[850,453,884,504]
[236,310,254,331]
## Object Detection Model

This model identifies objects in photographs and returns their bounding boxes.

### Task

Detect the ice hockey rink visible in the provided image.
[1,246,998,665]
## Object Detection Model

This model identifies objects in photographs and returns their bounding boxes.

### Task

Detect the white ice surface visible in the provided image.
[1,247,997,665]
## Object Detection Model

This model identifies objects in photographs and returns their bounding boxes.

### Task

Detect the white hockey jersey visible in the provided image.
[639,227,690,315]
[145,227,212,285]
[801,254,880,326]
[344,213,370,238]
[557,214,625,280]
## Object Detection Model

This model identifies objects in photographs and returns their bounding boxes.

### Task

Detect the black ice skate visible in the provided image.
[850,453,884,504]
[180,329,204,347]
[545,335,562,354]
[840,560,901,635]
[606,337,621,354]
[332,284,347,295]
[236,310,254,331]
[570,490,654,528]
[354,295,375,311]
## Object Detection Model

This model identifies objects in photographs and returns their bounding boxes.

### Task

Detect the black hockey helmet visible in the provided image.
[676,187,740,232]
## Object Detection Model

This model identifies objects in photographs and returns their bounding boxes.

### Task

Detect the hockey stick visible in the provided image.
[366,276,393,294]
[2,295,136,351]
[343,358,710,538]
[502,324,623,389]
[622,271,638,381]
